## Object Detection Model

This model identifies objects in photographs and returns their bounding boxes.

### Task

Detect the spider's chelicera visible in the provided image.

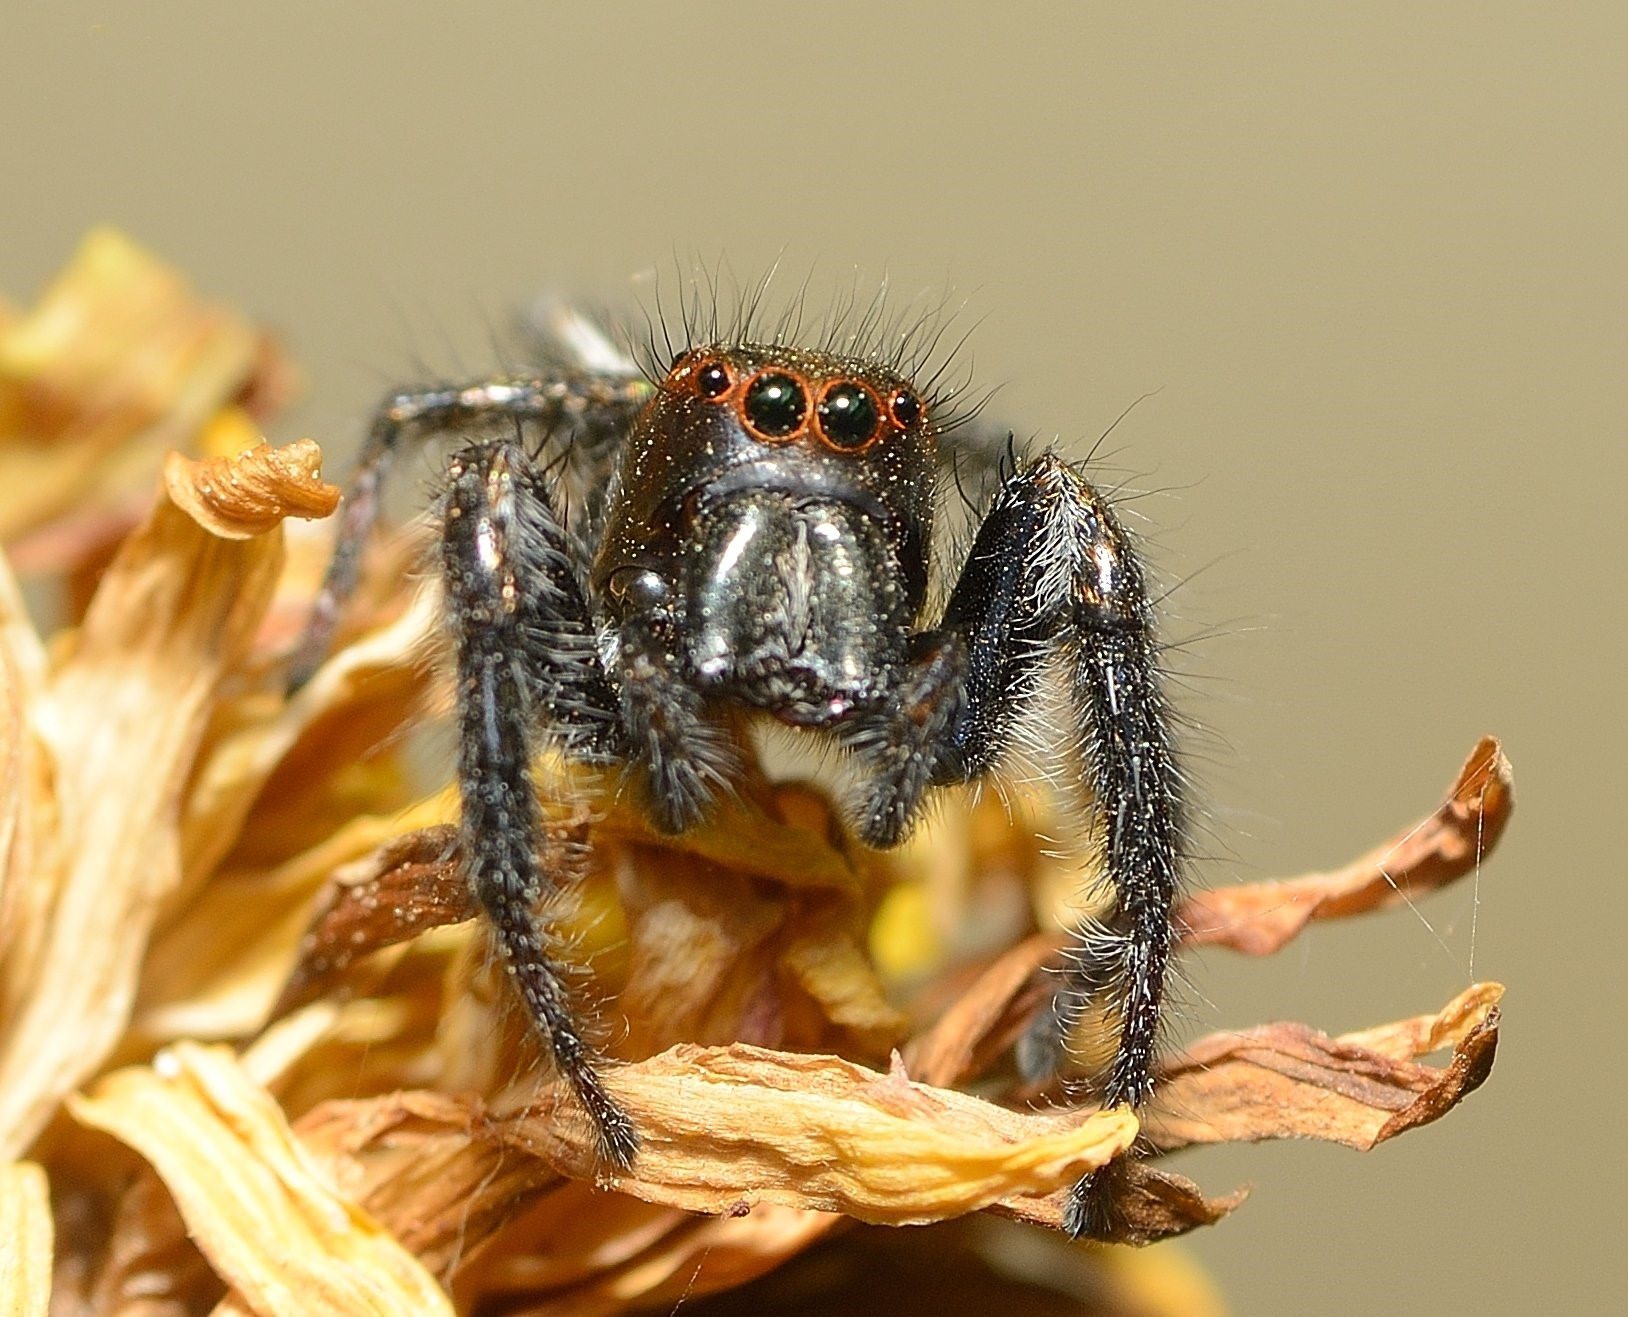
[290,317,1183,1239]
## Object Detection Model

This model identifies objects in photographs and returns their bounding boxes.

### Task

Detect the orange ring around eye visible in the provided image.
[888,386,923,430]
[739,368,811,442]
[813,379,885,452]
[689,356,734,401]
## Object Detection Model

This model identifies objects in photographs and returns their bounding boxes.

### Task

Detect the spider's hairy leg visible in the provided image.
[442,439,637,1169]
[930,452,1184,1240]
[288,371,649,692]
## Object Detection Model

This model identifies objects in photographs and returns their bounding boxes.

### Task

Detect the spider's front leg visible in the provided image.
[288,371,648,691]
[441,438,638,1168]
[863,452,1184,1239]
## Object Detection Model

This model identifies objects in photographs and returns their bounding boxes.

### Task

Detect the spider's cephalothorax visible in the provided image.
[291,325,1184,1239]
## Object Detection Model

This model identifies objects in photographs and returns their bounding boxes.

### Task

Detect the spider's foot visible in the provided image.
[1062,1160,1130,1241]
[573,1066,641,1172]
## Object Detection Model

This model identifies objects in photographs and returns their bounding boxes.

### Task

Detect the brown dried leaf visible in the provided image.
[68,1043,454,1317]
[498,1044,1138,1226]
[1144,983,1502,1153]
[0,1161,53,1317]
[1177,737,1512,954]
[164,440,339,539]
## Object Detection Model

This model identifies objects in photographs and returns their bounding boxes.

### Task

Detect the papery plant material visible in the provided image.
[164,440,340,539]
[0,458,293,1155]
[0,229,279,542]
[1,235,1517,1314]
[70,1043,453,1317]
[0,1160,52,1317]
[908,737,1513,1095]
[496,1046,1138,1225]
[71,1042,1136,1314]
[1175,736,1512,955]
[1146,983,1501,1152]
[619,1217,1229,1317]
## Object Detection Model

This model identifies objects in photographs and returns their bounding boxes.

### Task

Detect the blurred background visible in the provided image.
[4,3,1621,1311]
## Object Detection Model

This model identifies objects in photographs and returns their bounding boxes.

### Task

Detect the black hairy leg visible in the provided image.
[926,452,1184,1239]
[440,440,637,1168]
[288,371,648,692]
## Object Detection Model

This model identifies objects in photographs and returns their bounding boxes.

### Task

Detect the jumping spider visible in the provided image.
[290,304,1183,1239]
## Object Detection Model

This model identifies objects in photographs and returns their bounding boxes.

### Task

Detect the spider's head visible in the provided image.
[596,342,942,610]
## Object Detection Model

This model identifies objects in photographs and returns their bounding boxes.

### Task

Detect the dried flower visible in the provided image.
[0,233,1510,1315]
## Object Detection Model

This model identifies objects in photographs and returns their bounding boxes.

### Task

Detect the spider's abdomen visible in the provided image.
[683,490,911,726]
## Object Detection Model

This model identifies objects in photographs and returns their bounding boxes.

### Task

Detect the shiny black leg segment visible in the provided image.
[441,441,637,1169]
[288,372,648,691]
[933,453,1183,1239]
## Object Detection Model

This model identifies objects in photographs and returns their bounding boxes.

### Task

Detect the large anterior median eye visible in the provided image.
[742,370,808,439]
[816,380,881,450]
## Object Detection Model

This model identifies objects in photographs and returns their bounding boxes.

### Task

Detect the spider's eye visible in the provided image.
[888,388,922,428]
[743,371,808,438]
[816,381,881,450]
[695,358,732,399]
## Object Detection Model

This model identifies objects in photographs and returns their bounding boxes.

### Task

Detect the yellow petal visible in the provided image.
[0,228,264,540]
[504,1043,1139,1226]
[69,1042,452,1317]
[0,445,305,1157]
[0,1162,52,1317]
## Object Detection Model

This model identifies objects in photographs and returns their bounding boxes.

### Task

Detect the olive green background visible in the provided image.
[5,4,1621,1312]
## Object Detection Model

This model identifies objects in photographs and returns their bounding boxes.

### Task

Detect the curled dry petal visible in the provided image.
[69,1042,452,1317]
[1177,737,1513,955]
[0,458,293,1155]
[995,1159,1249,1246]
[0,1161,52,1317]
[497,1044,1138,1226]
[164,440,340,539]
[1144,983,1502,1153]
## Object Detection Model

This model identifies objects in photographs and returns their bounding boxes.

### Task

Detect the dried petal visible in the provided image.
[69,1042,453,1316]
[468,1202,840,1315]
[994,1160,1248,1245]
[1177,737,1512,954]
[0,453,292,1155]
[0,1161,53,1317]
[272,825,468,1015]
[1144,983,1502,1152]
[499,1044,1138,1226]
[164,440,339,539]
[907,933,1061,1088]
[0,229,269,541]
